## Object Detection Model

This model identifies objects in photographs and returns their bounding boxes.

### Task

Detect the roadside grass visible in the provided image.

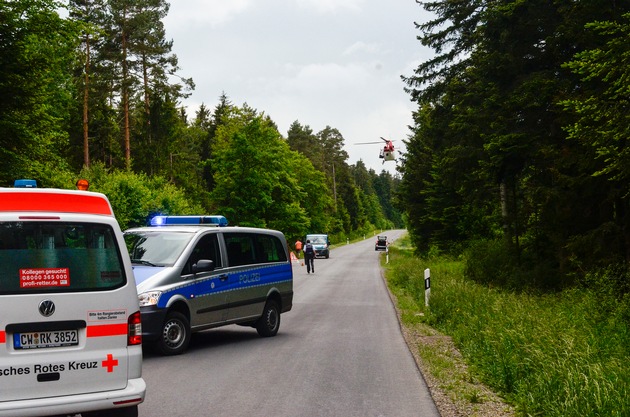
[382,235,630,417]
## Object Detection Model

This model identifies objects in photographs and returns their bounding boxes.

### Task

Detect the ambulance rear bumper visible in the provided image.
[0,377,146,417]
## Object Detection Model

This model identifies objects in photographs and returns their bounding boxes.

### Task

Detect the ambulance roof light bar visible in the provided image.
[14,179,37,188]
[150,215,228,227]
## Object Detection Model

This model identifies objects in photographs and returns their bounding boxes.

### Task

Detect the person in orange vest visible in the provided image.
[295,239,303,259]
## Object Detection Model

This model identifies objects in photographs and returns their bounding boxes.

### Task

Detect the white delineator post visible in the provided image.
[424,268,430,307]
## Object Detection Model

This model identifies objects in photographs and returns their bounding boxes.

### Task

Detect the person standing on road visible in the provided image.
[304,239,315,274]
[295,239,303,259]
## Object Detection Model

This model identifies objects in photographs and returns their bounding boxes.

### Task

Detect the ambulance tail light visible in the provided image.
[128,311,142,346]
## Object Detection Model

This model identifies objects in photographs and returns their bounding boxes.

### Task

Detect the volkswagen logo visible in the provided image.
[39,300,55,317]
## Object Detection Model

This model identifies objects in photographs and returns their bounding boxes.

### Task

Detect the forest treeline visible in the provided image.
[398,1,630,290]
[0,0,403,243]
[4,0,630,292]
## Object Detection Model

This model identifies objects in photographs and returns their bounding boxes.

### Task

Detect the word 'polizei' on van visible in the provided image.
[124,215,294,355]
[0,180,145,417]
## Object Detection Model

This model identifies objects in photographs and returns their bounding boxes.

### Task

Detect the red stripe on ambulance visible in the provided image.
[0,331,5,343]
[0,192,113,215]
[87,324,127,337]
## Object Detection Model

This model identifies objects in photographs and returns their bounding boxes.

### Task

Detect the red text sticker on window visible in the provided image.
[20,268,70,288]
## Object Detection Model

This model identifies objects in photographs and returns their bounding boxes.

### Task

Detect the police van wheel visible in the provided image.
[157,311,191,355]
[256,300,280,337]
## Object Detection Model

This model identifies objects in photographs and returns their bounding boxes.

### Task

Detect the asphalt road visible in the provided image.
[139,230,439,417]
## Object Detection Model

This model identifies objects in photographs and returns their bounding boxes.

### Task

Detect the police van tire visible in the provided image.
[157,311,191,355]
[256,300,280,337]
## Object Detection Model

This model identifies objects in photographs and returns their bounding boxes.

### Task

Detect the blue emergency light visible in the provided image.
[14,179,37,188]
[150,215,228,227]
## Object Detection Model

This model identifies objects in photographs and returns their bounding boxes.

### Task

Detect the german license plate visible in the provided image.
[14,330,79,349]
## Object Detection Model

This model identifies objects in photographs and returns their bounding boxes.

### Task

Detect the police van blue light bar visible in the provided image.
[150,215,228,227]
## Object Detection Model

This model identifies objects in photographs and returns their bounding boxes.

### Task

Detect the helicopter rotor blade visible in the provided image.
[355,141,384,145]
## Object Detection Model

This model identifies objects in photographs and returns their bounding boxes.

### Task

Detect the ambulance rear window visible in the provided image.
[0,222,127,294]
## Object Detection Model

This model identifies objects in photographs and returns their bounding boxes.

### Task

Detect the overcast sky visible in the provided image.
[163,0,434,174]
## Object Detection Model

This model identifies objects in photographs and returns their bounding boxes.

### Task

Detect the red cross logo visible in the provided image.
[102,353,119,373]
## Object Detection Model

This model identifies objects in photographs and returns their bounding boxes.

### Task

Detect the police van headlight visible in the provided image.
[138,291,162,307]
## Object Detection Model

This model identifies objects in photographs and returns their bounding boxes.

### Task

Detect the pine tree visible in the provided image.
[0,0,77,183]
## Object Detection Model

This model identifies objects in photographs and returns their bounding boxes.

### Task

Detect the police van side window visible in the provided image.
[224,233,287,266]
[183,233,221,275]
[253,234,287,263]
[225,234,254,267]
[0,222,126,294]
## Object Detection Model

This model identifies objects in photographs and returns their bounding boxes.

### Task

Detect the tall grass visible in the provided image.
[385,238,630,417]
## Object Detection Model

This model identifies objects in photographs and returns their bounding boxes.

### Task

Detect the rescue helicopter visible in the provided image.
[355,137,397,163]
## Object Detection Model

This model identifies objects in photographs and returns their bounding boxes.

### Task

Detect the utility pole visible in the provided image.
[332,163,337,212]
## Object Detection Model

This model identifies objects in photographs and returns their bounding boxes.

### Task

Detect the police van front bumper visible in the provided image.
[139,305,169,342]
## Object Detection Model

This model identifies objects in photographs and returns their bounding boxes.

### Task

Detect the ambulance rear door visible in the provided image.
[0,214,136,402]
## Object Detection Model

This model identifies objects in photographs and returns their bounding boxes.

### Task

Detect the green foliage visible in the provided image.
[560,13,630,272]
[287,121,323,170]
[80,163,203,230]
[463,238,563,291]
[372,170,404,229]
[209,105,331,237]
[386,241,630,417]
[463,239,518,288]
[289,153,334,236]
[399,0,630,286]
[0,0,79,185]
[563,13,630,188]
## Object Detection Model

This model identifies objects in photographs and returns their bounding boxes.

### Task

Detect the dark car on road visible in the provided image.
[375,236,388,251]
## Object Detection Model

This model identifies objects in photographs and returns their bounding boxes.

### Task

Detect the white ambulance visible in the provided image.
[0,180,146,417]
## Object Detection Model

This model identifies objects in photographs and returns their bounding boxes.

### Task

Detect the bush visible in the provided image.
[464,238,563,290]
[80,164,204,230]
[463,239,518,288]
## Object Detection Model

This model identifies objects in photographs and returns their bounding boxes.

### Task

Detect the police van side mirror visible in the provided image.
[192,259,214,274]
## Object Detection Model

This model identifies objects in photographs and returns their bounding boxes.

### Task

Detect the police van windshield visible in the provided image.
[124,230,194,266]
[0,222,126,295]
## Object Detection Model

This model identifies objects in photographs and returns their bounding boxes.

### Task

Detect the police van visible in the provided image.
[0,180,145,417]
[124,216,294,355]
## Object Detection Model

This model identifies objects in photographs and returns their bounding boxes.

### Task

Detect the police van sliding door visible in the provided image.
[223,233,286,322]
[184,233,229,327]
